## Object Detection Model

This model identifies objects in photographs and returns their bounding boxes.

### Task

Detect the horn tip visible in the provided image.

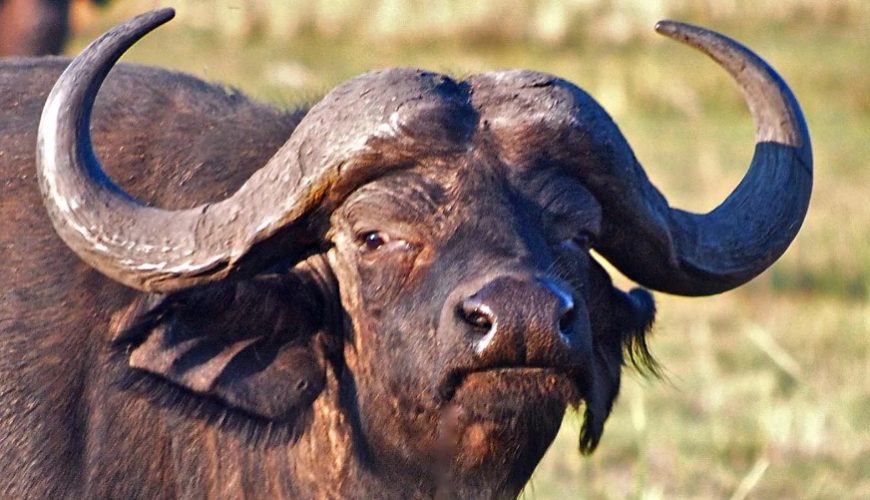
[654,20,675,33]
[654,20,691,39]
[148,7,176,24]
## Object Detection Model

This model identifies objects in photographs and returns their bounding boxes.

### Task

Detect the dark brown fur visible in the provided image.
[0,59,310,498]
[2,11,815,496]
[1,59,653,498]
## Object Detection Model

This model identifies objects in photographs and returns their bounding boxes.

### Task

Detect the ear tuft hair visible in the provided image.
[619,287,660,377]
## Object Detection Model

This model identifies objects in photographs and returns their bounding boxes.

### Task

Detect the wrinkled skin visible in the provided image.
[0,59,653,498]
[327,161,655,495]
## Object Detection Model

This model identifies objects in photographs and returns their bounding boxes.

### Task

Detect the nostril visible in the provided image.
[558,302,576,333]
[457,299,495,332]
[295,379,309,393]
[540,278,575,334]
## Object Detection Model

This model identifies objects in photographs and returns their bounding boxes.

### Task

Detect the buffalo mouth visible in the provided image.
[436,366,583,414]
[426,366,582,479]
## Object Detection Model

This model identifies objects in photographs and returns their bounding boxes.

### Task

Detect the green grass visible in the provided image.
[68,1,870,498]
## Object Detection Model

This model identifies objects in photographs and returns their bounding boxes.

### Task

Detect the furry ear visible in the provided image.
[613,287,657,374]
[113,273,326,421]
[577,259,658,453]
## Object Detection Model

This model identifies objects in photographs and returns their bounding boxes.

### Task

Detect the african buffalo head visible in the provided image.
[35,9,811,496]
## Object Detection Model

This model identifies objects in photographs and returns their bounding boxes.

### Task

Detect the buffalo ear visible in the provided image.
[114,274,327,421]
[612,287,657,375]
[210,340,325,420]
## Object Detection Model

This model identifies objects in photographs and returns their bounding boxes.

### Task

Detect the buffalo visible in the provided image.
[0,0,109,57]
[0,9,811,499]
[1,0,71,56]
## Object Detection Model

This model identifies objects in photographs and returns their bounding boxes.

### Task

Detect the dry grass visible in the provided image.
[75,0,869,45]
[66,1,869,498]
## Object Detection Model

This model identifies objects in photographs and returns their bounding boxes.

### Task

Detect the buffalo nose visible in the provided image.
[456,276,577,364]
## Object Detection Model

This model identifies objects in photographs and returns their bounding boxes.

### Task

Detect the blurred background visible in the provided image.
[8,0,870,497]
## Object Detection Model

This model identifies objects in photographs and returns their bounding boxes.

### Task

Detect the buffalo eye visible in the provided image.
[356,230,413,253]
[361,231,388,251]
[560,232,593,253]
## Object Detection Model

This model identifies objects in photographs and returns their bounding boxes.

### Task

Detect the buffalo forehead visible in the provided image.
[469,69,588,127]
[294,68,601,159]
[288,68,615,189]
[468,70,615,167]
[295,68,478,159]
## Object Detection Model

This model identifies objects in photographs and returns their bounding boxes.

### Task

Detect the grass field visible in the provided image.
[67,1,869,498]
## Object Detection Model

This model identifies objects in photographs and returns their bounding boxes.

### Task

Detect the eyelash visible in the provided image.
[357,231,412,253]
[560,232,593,252]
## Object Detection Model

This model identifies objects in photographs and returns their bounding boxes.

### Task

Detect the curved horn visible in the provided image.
[592,21,812,295]
[38,8,271,292]
[37,9,472,292]
[469,21,811,296]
